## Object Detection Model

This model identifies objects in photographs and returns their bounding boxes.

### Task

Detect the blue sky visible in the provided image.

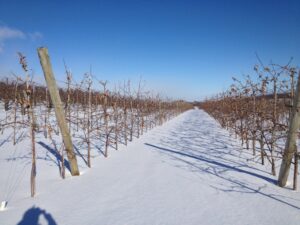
[0,0,299,101]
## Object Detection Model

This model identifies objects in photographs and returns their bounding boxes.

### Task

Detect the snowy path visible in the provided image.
[1,109,300,225]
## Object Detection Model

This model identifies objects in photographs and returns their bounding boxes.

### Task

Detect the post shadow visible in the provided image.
[144,142,300,210]
[38,141,71,173]
[145,143,276,184]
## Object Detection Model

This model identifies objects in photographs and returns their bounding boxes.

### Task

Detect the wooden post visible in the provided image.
[278,71,300,187]
[37,47,80,176]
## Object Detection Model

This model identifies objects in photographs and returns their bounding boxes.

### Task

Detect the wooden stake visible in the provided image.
[278,71,300,187]
[37,47,80,176]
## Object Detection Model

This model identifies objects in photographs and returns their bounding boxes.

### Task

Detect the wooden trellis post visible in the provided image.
[37,47,80,176]
[278,70,300,187]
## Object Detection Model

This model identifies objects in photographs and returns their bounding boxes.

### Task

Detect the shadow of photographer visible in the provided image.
[17,206,57,225]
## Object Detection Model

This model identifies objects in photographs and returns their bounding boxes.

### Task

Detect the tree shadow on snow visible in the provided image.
[17,206,57,225]
[0,133,12,148]
[145,143,276,184]
[73,145,89,166]
[144,142,300,210]
[37,141,71,173]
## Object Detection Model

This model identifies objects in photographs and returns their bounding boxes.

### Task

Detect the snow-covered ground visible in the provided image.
[1,109,299,225]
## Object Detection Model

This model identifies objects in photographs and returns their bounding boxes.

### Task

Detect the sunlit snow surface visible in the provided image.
[1,109,299,225]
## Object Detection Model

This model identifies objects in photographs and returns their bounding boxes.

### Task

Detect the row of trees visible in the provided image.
[199,62,299,190]
[0,48,192,197]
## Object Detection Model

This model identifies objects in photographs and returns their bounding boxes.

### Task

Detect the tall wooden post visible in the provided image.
[278,71,300,187]
[37,47,80,176]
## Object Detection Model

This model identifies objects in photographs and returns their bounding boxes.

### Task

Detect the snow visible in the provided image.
[1,108,300,225]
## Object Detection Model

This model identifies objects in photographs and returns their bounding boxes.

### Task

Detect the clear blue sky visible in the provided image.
[0,0,299,101]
